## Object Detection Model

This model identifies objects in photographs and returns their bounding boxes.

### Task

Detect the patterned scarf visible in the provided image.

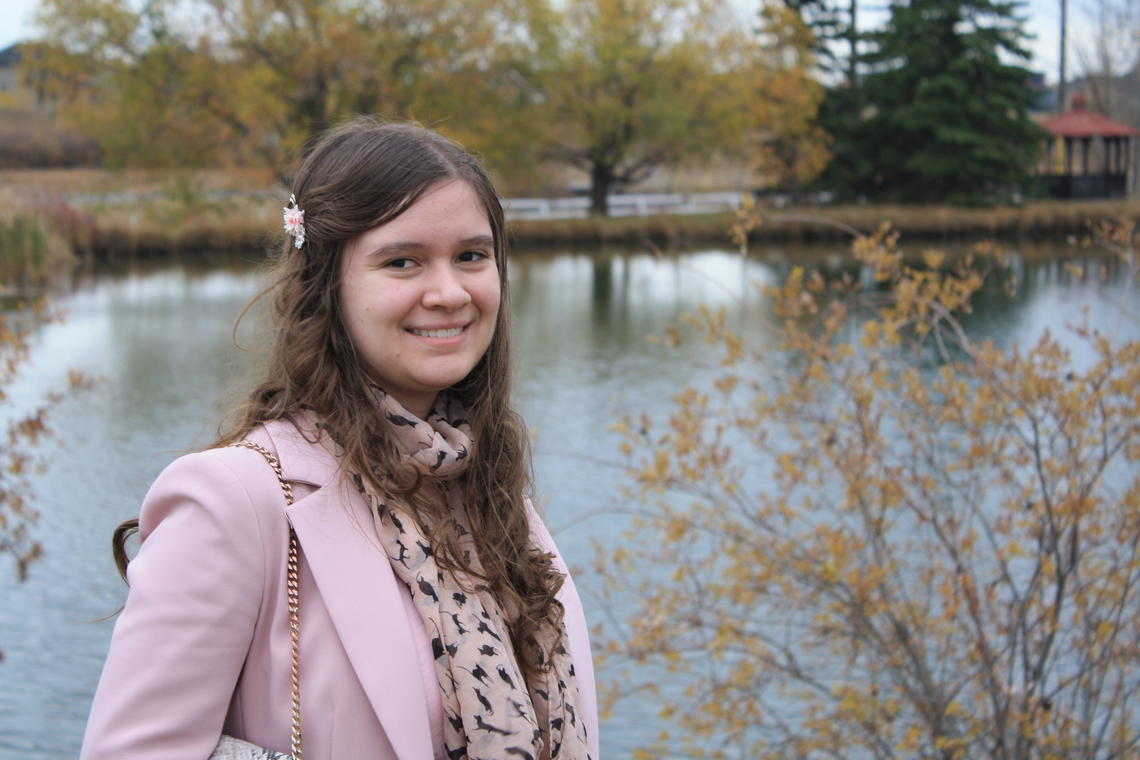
[350,387,591,760]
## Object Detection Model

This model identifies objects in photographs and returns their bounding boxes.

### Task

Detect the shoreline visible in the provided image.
[506,199,1140,248]
[3,171,1137,257]
[76,200,1138,259]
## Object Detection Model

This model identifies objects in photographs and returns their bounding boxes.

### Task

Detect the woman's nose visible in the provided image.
[422,265,472,310]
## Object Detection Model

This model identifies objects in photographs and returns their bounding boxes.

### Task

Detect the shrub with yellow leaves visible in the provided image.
[0,204,96,586]
[597,217,1140,758]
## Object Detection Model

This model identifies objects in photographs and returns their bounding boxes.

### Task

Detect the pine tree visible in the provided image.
[824,0,1046,204]
[781,0,859,84]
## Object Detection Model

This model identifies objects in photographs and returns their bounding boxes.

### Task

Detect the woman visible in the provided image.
[81,118,598,760]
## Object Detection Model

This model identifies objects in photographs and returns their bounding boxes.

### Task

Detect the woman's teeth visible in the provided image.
[411,327,463,338]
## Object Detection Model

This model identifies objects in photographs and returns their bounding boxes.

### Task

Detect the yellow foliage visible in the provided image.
[598,220,1140,758]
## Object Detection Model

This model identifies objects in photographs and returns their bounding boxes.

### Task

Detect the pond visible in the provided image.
[0,240,1136,759]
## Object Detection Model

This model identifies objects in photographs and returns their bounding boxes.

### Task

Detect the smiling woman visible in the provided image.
[80,118,598,760]
[339,180,502,420]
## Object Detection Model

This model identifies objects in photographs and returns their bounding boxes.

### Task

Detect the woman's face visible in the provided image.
[339,179,501,419]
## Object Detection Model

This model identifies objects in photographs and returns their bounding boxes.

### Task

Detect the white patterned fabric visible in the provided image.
[351,387,591,760]
[211,735,291,760]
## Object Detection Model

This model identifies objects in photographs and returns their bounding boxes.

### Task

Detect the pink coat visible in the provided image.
[81,417,600,759]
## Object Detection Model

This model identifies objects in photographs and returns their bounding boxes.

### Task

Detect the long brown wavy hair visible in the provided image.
[114,117,564,677]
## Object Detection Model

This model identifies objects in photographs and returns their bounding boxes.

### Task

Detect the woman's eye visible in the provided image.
[458,250,490,263]
[385,257,414,270]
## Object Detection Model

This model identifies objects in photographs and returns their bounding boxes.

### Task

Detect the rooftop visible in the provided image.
[1041,95,1140,138]
[0,43,22,68]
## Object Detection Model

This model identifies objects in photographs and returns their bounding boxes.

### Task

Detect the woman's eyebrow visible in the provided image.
[365,240,425,259]
[457,235,494,250]
[366,235,494,259]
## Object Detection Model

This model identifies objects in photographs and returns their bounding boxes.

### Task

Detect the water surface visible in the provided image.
[0,242,1135,758]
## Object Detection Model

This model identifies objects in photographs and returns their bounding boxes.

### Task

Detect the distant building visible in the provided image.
[1034,64,1140,198]
[0,44,22,104]
[0,41,102,168]
[1036,94,1139,199]
[0,42,51,111]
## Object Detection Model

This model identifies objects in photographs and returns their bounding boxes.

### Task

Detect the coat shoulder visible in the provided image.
[139,445,288,538]
[244,415,342,488]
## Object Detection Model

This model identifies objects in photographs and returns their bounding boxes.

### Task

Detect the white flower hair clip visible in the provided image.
[282,194,306,249]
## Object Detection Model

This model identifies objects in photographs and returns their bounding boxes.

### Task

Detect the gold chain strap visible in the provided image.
[233,441,303,760]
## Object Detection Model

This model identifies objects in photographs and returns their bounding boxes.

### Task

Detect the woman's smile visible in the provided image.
[407,324,467,340]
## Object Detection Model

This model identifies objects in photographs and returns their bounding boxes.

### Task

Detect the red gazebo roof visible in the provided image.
[1042,95,1140,138]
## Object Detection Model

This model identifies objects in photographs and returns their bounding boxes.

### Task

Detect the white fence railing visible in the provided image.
[503,191,746,220]
[67,188,750,220]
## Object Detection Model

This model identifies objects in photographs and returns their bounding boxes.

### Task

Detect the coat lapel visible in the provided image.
[258,418,434,760]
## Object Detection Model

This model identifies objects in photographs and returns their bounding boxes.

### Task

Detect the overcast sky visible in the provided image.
[0,0,1089,85]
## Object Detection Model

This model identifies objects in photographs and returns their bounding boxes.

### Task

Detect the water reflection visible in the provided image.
[0,243,1135,759]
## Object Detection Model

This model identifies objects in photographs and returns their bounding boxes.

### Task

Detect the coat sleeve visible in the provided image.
[81,447,277,760]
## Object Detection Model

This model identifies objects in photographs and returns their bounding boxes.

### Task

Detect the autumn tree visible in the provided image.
[28,0,827,201]
[597,214,1140,757]
[1074,0,1140,125]
[752,4,833,198]
[531,0,825,215]
[27,0,546,176]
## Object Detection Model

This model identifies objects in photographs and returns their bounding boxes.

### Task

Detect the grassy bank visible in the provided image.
[73,197,1140,256]
[511,199,1140,248]
[0,188,76,286]
[2,168,1137,257]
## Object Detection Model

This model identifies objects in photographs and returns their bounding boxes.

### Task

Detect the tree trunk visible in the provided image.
[590,162,615,216]
[848,0,859,87]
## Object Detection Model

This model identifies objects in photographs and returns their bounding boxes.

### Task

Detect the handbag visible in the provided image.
[210,441,304,760]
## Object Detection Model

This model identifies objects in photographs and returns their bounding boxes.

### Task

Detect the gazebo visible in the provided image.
[1038,95,1139,199]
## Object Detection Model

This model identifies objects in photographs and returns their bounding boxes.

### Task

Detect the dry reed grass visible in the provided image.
[1,169,1136,256]
[0,188,75,284]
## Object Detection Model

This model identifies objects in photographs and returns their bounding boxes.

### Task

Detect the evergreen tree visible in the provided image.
[822,0,1046,204]
[781,0,859,85]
